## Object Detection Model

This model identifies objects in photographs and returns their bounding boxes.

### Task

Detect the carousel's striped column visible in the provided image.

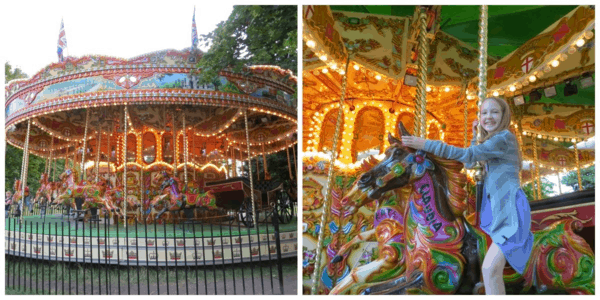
[286,140,293,180]
[532,137,541,199]
[415,8,429,138]
[573,140,582,191]
[474,5,488,221]
[172,111,177,177]
[50,137,55,181]
[244,110,258,229]
[81,109,90,181]
[123,106,128,227]
[20,119,32,223]
[183,113,188,188]
[96,126,102,182]
[311,58,350,295]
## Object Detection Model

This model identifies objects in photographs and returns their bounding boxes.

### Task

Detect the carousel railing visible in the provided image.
[4,203,298,295]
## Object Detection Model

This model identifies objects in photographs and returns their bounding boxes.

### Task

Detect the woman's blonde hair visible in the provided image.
[478,97,512,143]
[477,97,522,171]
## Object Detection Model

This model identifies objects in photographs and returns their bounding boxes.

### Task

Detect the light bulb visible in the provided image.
[306,40,316,48]
[528,75,536,82]
[551,60,559,68]
[576,39,585,47]
[353,64,359,71]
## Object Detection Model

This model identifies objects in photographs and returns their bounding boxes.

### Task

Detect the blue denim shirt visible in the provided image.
[423,129,522,244]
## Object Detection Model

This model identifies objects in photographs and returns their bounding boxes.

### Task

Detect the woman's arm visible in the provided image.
[423,132,509,164]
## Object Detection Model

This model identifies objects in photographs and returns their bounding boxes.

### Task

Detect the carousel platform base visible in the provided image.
[5,215,298,266]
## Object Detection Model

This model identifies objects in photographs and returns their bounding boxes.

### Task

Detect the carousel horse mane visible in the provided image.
[424,153,468,218]
[382,137,466,222]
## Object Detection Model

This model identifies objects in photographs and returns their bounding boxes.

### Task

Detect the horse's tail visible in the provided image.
[516,219,594,294]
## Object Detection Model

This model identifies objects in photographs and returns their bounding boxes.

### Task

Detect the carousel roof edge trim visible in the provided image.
[5,93,297,129]
[5,48,297,102]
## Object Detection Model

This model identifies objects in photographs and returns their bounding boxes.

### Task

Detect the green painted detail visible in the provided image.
[430,249,462,292]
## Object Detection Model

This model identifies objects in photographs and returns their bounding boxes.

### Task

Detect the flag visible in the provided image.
[191,7,198,50]
[57,18,67,62]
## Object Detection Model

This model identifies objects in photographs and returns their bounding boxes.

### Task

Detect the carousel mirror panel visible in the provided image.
[142,132,156,164]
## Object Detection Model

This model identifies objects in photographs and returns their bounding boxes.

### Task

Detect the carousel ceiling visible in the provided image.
[303,5,595,171]
[5,49,298,168]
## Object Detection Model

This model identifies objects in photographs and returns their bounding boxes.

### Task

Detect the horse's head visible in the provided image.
[349,122,429,202]
[152,171,168,187]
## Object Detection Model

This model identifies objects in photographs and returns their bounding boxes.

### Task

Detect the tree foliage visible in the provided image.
[5,62,28,82]
[241,149,297,190]
[5,62,67,195]
[522,178,555,201]
[196,5,297,83]
[561,165,595,191]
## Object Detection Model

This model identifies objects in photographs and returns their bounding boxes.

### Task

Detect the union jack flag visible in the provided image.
[191,7,198,50]
[57,18,67,62]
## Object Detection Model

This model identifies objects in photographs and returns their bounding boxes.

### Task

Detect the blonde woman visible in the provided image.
[402,97,533,295]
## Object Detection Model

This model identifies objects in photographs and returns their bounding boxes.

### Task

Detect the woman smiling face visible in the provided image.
[480,99,503,133]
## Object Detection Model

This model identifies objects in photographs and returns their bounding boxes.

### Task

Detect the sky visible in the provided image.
[2,0,234,78]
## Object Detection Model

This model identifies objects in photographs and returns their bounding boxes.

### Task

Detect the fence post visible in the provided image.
[272,208,284,294]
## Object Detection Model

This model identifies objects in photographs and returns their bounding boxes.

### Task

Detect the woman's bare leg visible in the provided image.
[482,242,506,295]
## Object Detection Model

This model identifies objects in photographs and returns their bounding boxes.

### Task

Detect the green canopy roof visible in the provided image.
[330,5,578,59]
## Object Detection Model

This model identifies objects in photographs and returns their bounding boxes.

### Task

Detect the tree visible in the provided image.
[522,178,555,201]
[196,5,297,83]
[5,62,28,82]
[5,62,60,195]
[241,148,297,189]
[561,165,595,191]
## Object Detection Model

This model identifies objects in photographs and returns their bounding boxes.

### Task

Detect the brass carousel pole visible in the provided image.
[262,142,268,179]
[415,6,430,138]
[20,119,32,223]
[244,110,258,229]
[532,137,541,199]
[291,141,296,174]
[530,163,537,201]
[81,109,90,182]
[474,5,488,224]
[193,133,196,181]
[573,139,583,191]
[50,137,55,182]
[96,126,102,183]
[311,57,351,295]
[183,112,188,189]
[172,111,177,177]
[123,106,128,227]
[556,171,562,195]
[286,140,294,180]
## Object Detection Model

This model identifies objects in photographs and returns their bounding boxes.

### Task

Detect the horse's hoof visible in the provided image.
[331,255,343,264]
[473,282,485,295]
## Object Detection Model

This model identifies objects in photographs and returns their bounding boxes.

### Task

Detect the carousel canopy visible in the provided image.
[303,5,594,180]
[5,49,297,169]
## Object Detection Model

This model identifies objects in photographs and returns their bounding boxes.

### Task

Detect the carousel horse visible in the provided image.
[329,123,594,295]
[146,171,186,222]
[12,179,32,213]
[147,171,217,223]
[54,169,119,218]
[33,173,57,207]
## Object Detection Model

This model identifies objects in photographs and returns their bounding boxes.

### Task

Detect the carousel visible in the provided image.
[302,5,594,295]
[5,46,298,265]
